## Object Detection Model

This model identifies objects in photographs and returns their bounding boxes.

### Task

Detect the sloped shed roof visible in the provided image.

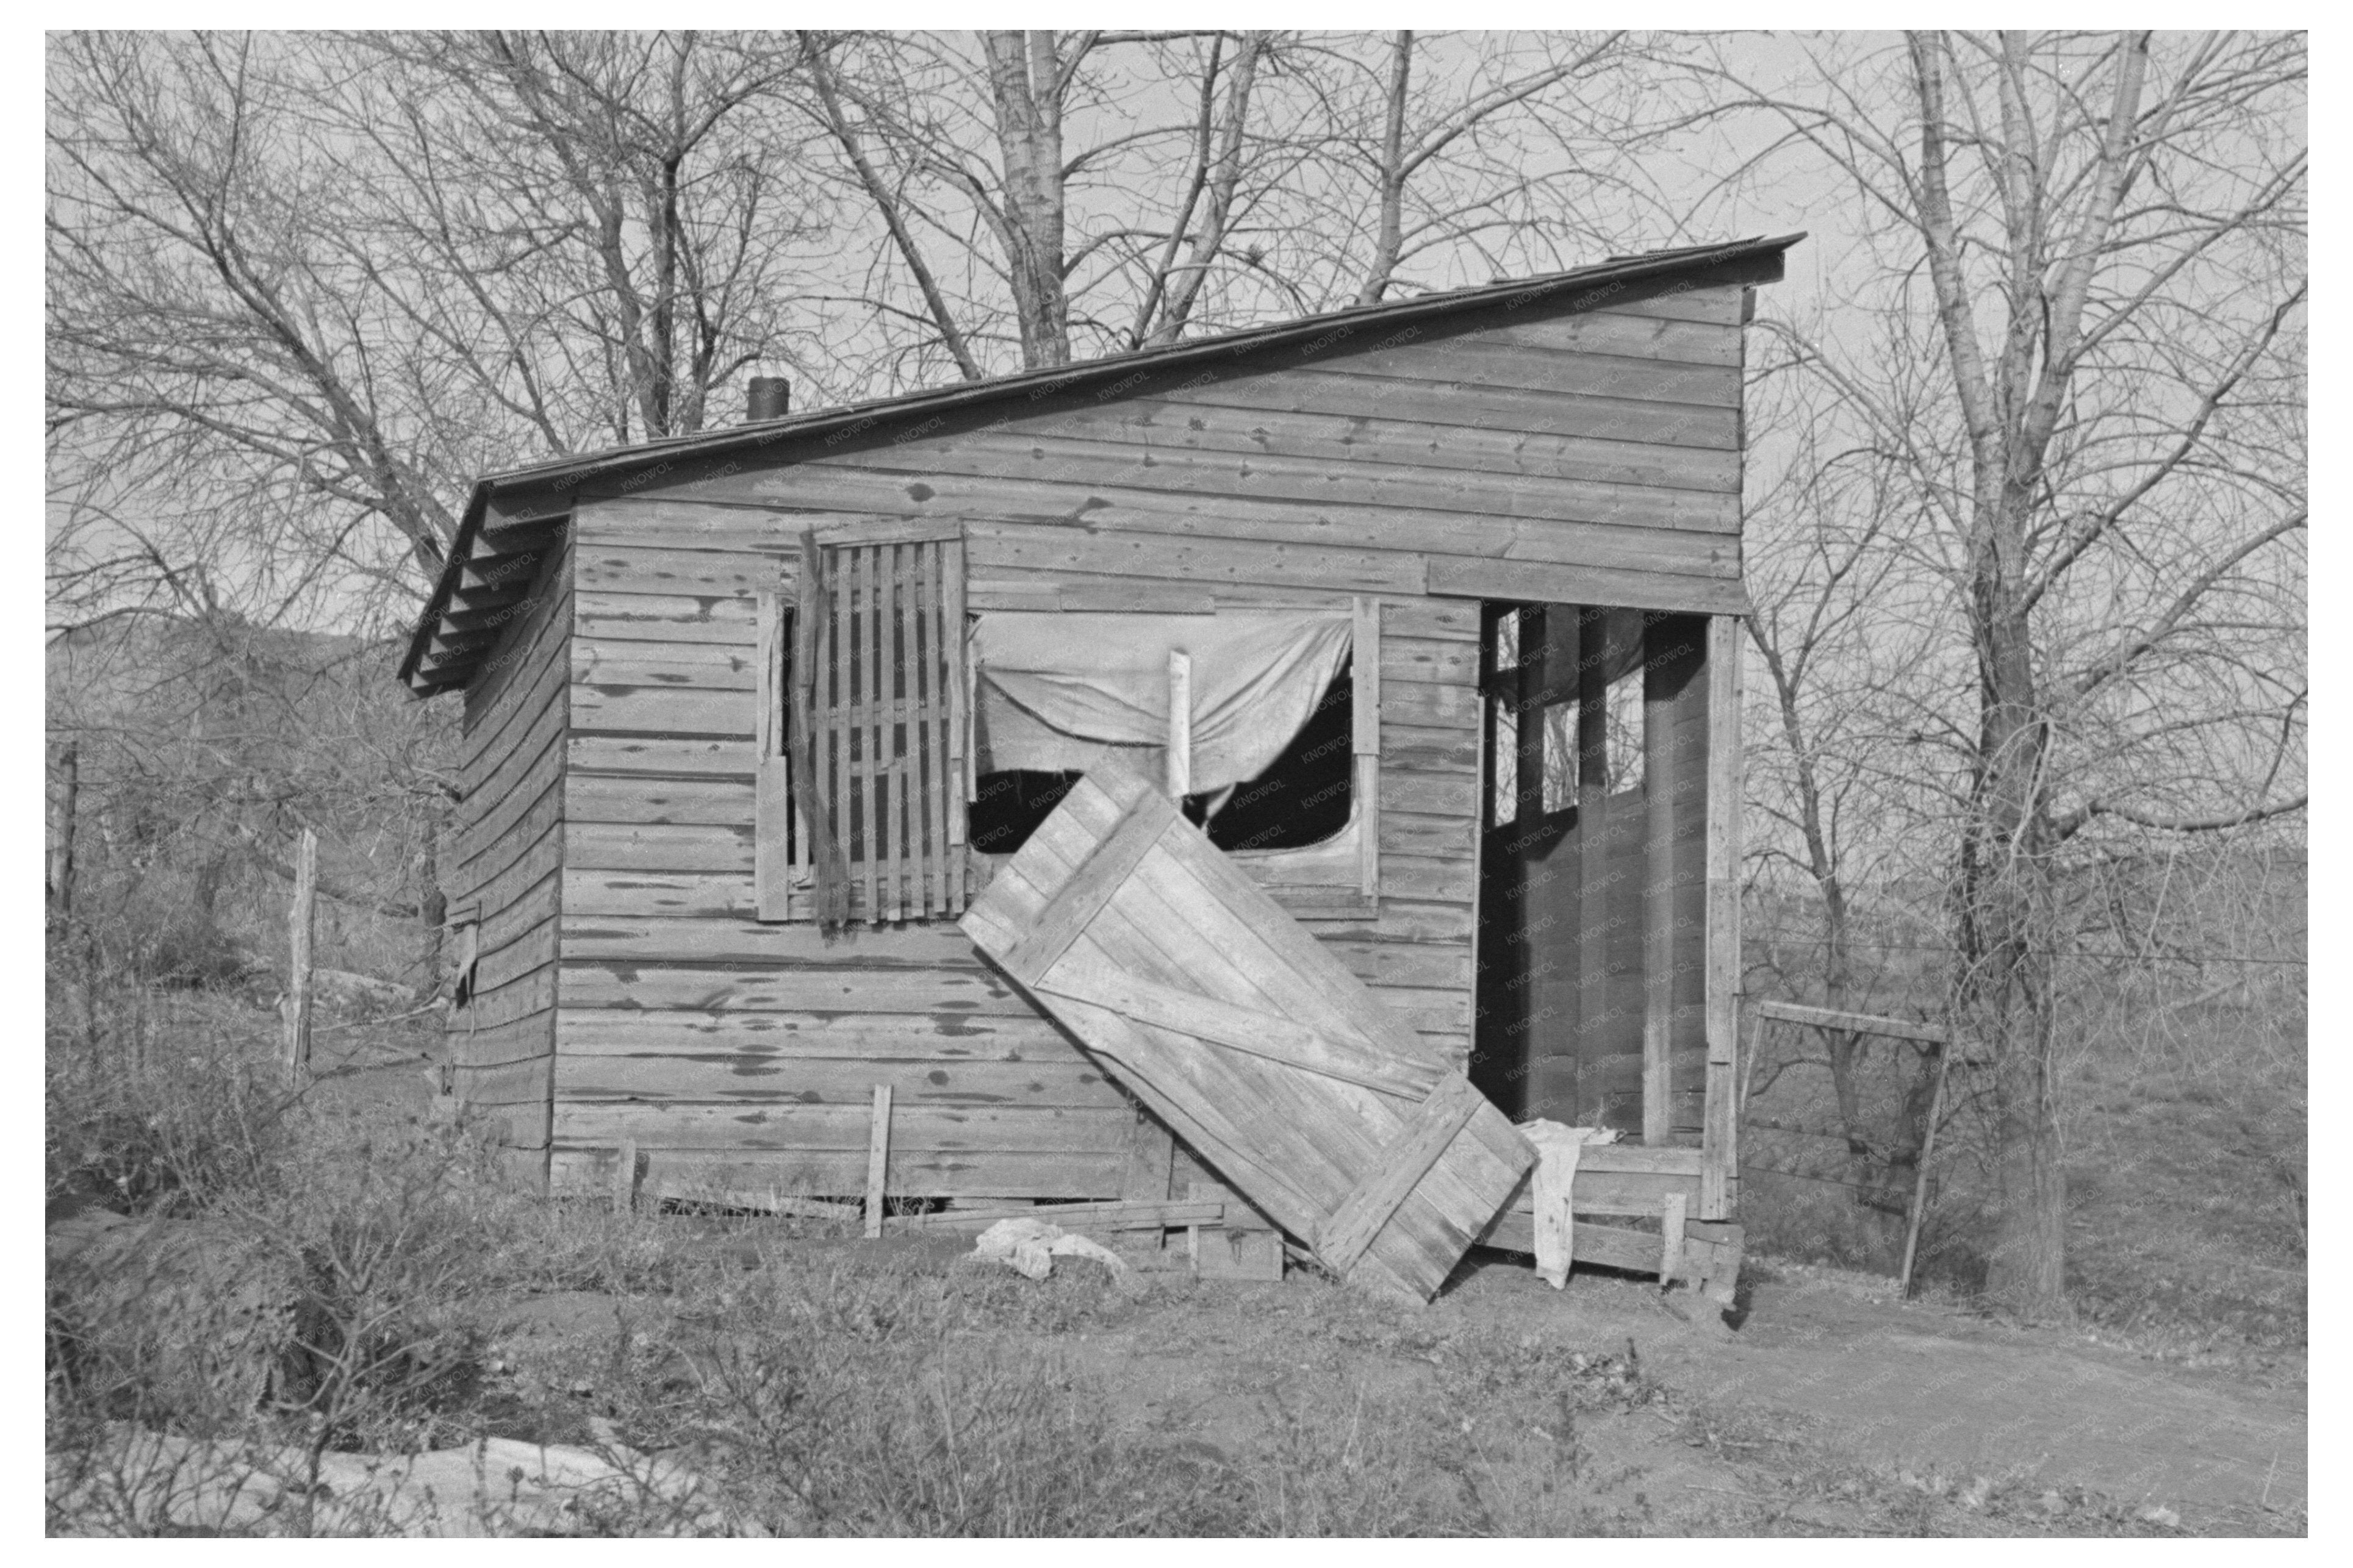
[401,234,1801,695]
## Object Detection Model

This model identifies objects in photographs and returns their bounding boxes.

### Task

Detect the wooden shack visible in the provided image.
[400,234,1798,1283]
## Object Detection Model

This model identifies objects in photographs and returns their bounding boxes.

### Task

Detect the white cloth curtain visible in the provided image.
[972,612,1353,795]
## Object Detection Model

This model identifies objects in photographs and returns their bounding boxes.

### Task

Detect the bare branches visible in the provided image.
[802,32,982,380]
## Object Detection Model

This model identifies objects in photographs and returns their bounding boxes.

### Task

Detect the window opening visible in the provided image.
[969,660,1356,857]
[1485,604,1647,827]
[756,524,967,927]
[969,768,1082,854]
[1192,660,1353,853]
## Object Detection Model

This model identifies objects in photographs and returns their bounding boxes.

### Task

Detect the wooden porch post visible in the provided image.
[1575,607,1611,1128]
[1699,616,1744,1220]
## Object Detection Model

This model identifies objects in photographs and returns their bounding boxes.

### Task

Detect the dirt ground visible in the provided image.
[66,1040,2297,1537]
[484,1225,2306,1537]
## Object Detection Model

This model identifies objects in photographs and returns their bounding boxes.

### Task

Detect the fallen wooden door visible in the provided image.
[961,767,1532,1302]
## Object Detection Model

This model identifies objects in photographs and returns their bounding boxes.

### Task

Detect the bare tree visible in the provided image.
[47,30,817,637]
[1720,29,2305,1314]
[791,29,1712,378]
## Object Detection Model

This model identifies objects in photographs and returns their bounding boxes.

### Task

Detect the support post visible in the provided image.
[1576,607,1611,1128]
[612,1137,639,1215]
[1660,1191,1687,1287]
[864,1083,893,1239]
[1165,649,1192,798]
[1642,616,1676,1145]
[1700,615,1744,1220]
[1899,1040,1955,1297]
[1703,620,1741,1222]
[282,827,318,1086]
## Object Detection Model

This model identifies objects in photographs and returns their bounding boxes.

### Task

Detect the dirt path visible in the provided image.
[1681,1272,2305,1514]
[1044,1251,2305,1532]
[436,1229,2312,1535]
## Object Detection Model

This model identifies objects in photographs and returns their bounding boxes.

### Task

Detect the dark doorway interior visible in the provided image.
[1471,604,1710,1140]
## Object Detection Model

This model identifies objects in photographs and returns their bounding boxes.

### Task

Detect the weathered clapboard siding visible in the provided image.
[425,273,1762,1201]
[447,528,572,1165]
[609,289,1750,623]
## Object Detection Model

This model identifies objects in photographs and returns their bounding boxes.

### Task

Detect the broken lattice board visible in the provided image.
[960,767,1533,1302]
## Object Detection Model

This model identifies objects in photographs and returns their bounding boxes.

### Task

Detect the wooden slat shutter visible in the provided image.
[755,520,968,926]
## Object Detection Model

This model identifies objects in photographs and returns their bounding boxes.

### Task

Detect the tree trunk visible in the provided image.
[419,811,447,987]
[48,743,78,920]
[1957,565,2069,1316]
[982,30,1072,369]
[1356,30,1413,306]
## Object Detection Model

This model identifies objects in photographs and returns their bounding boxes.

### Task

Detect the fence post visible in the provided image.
[283,827,318,1086]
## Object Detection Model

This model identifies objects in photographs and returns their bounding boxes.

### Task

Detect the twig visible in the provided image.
[311,998,446,1036]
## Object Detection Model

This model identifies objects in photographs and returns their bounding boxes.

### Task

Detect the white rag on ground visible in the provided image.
[972,612,1352,793]
[970,1217,1133,1282]
[1521,1122,1619,1289]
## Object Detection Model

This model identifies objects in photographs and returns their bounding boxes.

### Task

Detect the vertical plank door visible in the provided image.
[961,766,1534,1303]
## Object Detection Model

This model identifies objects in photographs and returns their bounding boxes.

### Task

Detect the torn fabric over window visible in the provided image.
[972,611,1353,795]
